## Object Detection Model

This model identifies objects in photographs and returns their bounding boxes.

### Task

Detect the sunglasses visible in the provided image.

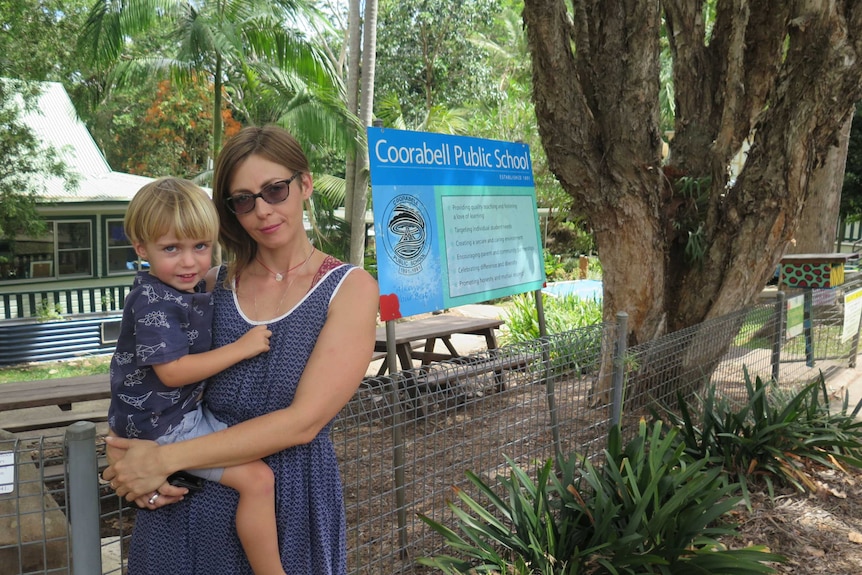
[225,172,302,215]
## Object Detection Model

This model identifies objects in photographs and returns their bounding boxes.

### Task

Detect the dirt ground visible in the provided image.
[731,463,862,573]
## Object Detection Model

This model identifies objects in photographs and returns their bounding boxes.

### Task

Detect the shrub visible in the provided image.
[36,298,64,321]
[659,369,862,500]
[502,292,603,374]
[418,421,782,574]
[502,293,603,343]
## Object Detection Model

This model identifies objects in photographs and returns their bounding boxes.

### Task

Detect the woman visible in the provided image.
[102,125,379,575]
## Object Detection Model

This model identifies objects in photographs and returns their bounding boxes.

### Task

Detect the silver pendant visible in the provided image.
[274,273,284,281]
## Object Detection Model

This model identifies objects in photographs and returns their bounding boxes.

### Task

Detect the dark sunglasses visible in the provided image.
[225,172,302,214]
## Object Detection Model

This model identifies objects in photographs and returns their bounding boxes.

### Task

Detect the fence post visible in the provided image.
[65,421,102,575]
[534,290,562,460]
[771,291,786,381]
[610,312,628,428]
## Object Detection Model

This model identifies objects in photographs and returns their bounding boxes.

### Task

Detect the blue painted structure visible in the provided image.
[0,312,122,365]
[0,284,129,365]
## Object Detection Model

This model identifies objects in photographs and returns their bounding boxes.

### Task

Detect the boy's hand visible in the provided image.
[235,324,272,358]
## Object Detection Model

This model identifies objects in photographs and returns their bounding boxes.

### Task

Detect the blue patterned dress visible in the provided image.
[127,261,355,575]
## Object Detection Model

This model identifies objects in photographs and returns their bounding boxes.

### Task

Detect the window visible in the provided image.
[0,220,92,282]
[106,219,140,274]
[57,222,92,277]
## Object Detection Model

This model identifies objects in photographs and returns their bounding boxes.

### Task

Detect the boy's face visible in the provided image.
[133,228,213,293]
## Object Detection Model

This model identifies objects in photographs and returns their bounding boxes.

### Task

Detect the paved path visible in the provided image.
[826,354,862,413]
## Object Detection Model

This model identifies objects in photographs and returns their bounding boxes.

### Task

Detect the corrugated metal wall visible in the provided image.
[0,314,121,365]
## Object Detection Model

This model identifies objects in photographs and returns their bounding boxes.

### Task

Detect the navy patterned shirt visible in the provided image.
[107,271,213,440]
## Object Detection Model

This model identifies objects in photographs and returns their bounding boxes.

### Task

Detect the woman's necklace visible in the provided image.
[256,249,313,282]
[253,244,315,320]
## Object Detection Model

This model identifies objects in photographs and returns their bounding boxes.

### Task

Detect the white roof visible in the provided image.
[22,81,153,203]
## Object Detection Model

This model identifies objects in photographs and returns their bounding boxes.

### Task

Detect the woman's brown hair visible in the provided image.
[212,125,311,286]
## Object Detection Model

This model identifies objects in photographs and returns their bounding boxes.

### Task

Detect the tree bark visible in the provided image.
[788,113,854,254]
[523,0,862,400]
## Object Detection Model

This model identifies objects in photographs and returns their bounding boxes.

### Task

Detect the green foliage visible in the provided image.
[842,103,862,222]
[418,421,782,574]
[542,251,602,282]
[89,78,217,178]
[463,3,573,224]
[733,307,773,350]
[587,257,603,279]
[669,176,712,267]
[502,292,603,343]
[660,370,862,499]
[308,191,350,262]
[36,298,64,322]
[0,79,76,239]
[78,0,345,162]
[0,0,93,82]
[544,250,569,282]
[550,218,596,257]
[502,290,603,374]
[374,0,502,128]
[0,355,110,384]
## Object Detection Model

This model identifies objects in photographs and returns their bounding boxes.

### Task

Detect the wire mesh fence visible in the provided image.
[2,282,861,574]
[0,433,70,575]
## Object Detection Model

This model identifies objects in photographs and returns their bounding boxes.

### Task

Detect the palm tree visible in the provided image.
[79,0,344,163]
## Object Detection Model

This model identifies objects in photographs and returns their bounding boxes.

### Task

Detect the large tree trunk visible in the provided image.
[788,113,854,254]
[523,0,862,400]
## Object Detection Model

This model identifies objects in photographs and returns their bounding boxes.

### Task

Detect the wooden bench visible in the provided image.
[416,349,536,392]
[364,347,538,404]
[0,374,111,432]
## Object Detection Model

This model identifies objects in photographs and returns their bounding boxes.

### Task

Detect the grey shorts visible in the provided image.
[156,405,227,482]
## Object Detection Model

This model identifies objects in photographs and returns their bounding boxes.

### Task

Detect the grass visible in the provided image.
[733,307,847,358]
[0,354,111,384]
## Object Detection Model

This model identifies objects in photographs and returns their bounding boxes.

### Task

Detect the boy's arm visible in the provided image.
[152,324,271,387]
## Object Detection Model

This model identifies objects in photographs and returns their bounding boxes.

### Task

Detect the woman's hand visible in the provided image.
[132,481,186,510]
[102,436,185,502]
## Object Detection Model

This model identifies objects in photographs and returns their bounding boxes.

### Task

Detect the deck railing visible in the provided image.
[0,285,131,320]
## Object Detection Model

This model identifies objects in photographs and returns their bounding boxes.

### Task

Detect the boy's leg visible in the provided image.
[220,461,286,575]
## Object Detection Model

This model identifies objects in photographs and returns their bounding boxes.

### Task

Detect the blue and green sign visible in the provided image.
[368,127,545,320]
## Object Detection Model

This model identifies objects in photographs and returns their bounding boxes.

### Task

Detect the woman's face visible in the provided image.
[228,154,311,249]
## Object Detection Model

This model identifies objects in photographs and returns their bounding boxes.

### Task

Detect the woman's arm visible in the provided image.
[104,268,379,500]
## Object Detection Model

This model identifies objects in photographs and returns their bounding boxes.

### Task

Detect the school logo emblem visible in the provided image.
[380,194,431,275]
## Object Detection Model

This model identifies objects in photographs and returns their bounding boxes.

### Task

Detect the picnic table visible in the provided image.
[373,314,504,375]
[0,374,111,432]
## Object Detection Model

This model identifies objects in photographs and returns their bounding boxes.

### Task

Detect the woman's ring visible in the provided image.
[148,492,160,505]
[110,481,116,489]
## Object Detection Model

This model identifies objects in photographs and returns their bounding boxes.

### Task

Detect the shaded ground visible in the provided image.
[731,464,862,574]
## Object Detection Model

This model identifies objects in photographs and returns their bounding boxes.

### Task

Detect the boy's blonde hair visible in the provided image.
[125,177,219,245]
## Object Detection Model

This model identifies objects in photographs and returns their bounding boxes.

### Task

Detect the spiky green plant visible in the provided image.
[661,369,862,500]
[418,421,782,574]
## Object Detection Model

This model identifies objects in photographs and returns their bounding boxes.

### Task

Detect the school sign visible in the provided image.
[368,127,545,321]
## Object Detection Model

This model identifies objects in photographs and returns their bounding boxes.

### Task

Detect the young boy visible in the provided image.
[107,177,286,575]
